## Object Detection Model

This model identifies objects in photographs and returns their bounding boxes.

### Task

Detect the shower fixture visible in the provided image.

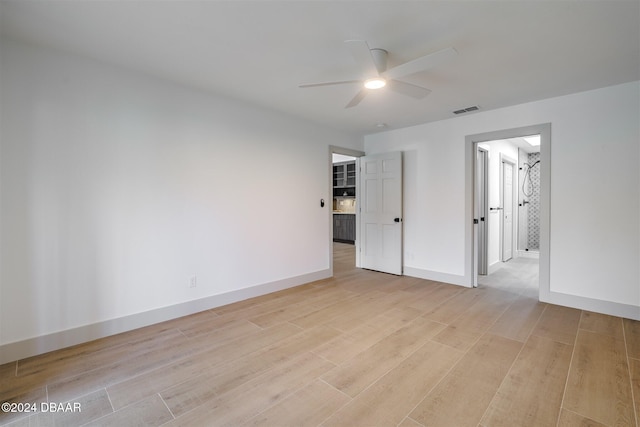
[522,160,540,197]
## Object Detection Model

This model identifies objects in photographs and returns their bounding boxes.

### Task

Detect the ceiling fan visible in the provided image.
[299,40,457,108]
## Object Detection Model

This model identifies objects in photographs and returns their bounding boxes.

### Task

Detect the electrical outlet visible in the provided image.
[189,276,197,288]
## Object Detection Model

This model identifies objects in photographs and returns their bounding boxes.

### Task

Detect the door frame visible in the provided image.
[465,123,550,298]
[500,154,517,262]
[329,146,365,276]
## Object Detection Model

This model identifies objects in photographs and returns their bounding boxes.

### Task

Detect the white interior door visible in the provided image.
[360,151,403,275]
[501,159,515,261]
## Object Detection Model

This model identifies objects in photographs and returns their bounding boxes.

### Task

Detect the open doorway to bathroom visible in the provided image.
[476,136,540,295]
[468,123,550,299]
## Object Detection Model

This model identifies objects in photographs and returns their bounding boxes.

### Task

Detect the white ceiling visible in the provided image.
[1,1,638,136]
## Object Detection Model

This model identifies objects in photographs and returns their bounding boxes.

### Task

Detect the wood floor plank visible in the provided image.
[160,325,340,417]
[322,340,463,427]
[322,290,414,332]
[432,289,517,351]
[0,384,47,426]
[563,329,634,426]
[322,317,446,397]
[421,288,485,324]
[1,415,30,426]
[289,291,387,329]
[214,284,345,324]
[84,394,172,426]
[164,352,335,427]
[0,377,47,410]
[248,288,356,328]
[0,375,47,425]
[183,322,301,369]
[398,417,424,427]
[624,318,640,359]
[480,335,573,427]
[630,358,640,427]
[32,388,114,427]
[16,328,184,380]
[175,317,262,349]
[176,316,260,339]
[158,324,302,416]
[15,322,179,378]
[531,304,581,345]
[49,322,298,404]
[409,333,522,427]
[396,276,439,292]
[0,362,15,378]
[489,297,546,342]
[154,309,220,337]
[580,311,624,340]
[311,306,423,365]
[406,284,463,313]
[243,379,350,426]
[106,354,212,410]
[45,331,194,404]
[211,282,320,316]
[557,409,608,427]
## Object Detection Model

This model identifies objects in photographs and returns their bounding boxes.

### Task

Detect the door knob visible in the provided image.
[394,218,401,223]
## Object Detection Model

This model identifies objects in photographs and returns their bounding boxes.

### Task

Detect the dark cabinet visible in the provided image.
[333,214,355,243]
[333,161,356,188]
[333,160,356,197]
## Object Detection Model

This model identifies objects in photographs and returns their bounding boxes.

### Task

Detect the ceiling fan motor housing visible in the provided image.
[370,48,388,74]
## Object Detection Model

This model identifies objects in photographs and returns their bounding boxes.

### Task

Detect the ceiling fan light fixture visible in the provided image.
[364,77,386,89]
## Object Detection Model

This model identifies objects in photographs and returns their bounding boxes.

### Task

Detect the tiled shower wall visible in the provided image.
[526,152,541,250]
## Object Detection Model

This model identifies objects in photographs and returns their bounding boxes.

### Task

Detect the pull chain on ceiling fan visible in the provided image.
[299,40,457,108]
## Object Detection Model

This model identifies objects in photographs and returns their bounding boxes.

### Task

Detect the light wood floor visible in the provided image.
[1,243,638,426]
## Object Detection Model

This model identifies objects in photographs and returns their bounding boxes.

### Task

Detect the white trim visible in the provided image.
[404,266,470,288]
[541,291,640,321]
[0,269,330,364]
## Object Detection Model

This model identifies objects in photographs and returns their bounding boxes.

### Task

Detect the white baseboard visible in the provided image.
[0,269,331,364]
[540,289,640,321]
[403,266,470,288]
[404,266,639,321]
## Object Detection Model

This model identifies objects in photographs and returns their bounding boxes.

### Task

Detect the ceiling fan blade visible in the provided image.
[387,80,432,99]
[383,47,457,80]
[299,80,361,88]
[344,40,379,77]
[345,89,368,109]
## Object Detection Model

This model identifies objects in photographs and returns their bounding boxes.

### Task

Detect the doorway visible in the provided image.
[467,124,550,299]
[329,146,364,276]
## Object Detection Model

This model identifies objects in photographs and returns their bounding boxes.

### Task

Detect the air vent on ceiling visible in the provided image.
[453,105,480,115]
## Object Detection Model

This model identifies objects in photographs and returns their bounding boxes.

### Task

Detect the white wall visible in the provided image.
[366,81,640,319]
[0,39,362,361]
